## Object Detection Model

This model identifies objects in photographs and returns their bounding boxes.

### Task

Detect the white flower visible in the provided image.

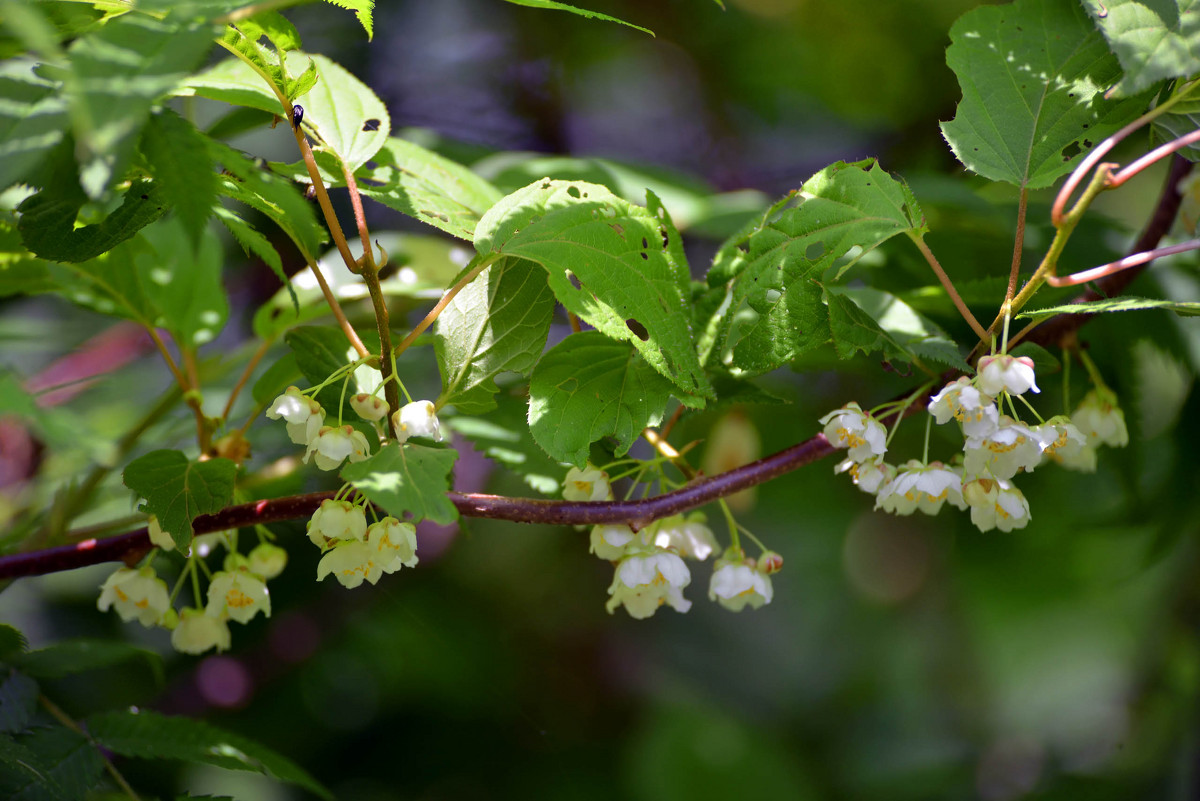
[391,400,443,443]
[605,550,692,619]
[316,540,380,588]
[246,543,288,580]
[1032,418,1089,468]
[928,377,999,438]
[97,566,171,627]
[590,524,636,560]
[171,607,231,654]
[562,464,612,502]
[875,460,966,516]
[1072,388,1129,447]
[819,402,887,462]
[708,561,773,612]
[307,499,368,548]
[147,515,174,551]
[977,354,1040,396]
[350,393,389,422]
[835,456,894,494]
[963,416,1043,480]
[205,568,270,624]
[266,386,325,445]
[303,425,371,471]
[190,531,230,558]
[963,477,1031,532]
[367,517,418,573]
[652,514,718,561]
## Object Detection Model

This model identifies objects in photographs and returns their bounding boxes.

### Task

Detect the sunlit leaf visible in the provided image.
[1082,0,1200,96]
[341,443,459,525]
[122,450,237,551]
[501,0,653,35]
[321,0,374,40]
[140,110,218,249]
[1018,296,1200,317]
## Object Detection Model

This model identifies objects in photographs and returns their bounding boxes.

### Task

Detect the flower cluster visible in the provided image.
[827,354,1129,533]
[308,499,418,589]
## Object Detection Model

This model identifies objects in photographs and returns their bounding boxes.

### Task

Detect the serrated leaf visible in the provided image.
[0,673,38,733]
[0,58,69,191]
[501,0,653,35]
[940,0,1147,189]
[1083,0,1200,96]
[87,709,331,799]
[359,137,503,240]
[212,206,293,310]
[834,286,969,370]
[445,392,562,495]
[435,257,554,413]
[13,640,162,684]
[1018,296,1200,317]
[3,727,102,801]
[528,331,676,467]
[297,53,389,174]
[0,734,67,801]
[321,0,374,40]
[341,443,458,525]
[476,179,712,399]
[0,626,26,662]
[179,56,282,115]
[122,450,237,551]
[234,10,301,54]
[141,110,217,249]
[826,290,892,360]
[0,215,55,295]
[137,218,229,347]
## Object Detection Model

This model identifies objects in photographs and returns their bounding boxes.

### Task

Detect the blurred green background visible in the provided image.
[4,0,1200,798]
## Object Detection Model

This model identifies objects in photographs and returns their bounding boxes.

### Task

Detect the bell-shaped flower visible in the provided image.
[392,400,443,443]
[708,559,773,612]
[316,540,381,589]
[977,354,1040,396]
[205,565,270,624]
[350,393,389,422]
[963,416,1043,480]
[590,524,636,561]
[819,402,887,462]
[191,530,230,558]
[835,456,894,495]
[97,566,171,627]
[963,477,1031,532]
[562,464,612,502]
[1032,418,1089,469]
[266,386,325,445]
[875,460,966,516]
[928,377,999,438]
[605,550,692,619]
[303,425,371,471]
[652,514,718,561]
[246,542,288,580]
[147,515,175,551]
[307,499,368,548]
[367,517,418,573]
[1072,388,1129,447]
[171,607,231,655]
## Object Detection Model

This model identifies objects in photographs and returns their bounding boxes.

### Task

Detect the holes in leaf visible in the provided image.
[805,242,825,260]
[362,118,381,132]
[610,223,624,236]
[1061,141,1082,162]
[566,270,581,291]
[567,186,581,198]
[626,319,649,341]
[659,227,669,249]
[640,252,649,261]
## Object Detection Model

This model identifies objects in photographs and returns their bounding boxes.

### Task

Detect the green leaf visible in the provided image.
[1151,95,1200,161]
[284,325,365,415]
[358,137,503,241]
[252,352,301,408]
[0,672,38,733]
[825,289,892,360]
[1083,0,1200,96]
[298,54,389,174]
[212,206,292,308]
[501,0,653,35]
[341,443,459,525]
[833,286,969,370]
[46,240,157,326]
[0,626,26,662]
[137,218,229,347]
[234,10,302,54]
[0,734,68,801]
[122,450,237,551]
[321,0,374,40]
[0,216,55,297]
[179,56,282,116]
[13,640,162,684]
[2,727,103,801]
[476,179,712,399]
[140,110,218,249]
[435,257,554,413]
[0,58,69,190]
[528,331,676,467]
[1018,296,1200,317]
[445,391,563,495]
[87,709,332,800]
[940,0,1147,189]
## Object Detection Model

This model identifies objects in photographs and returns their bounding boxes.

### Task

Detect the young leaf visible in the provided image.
[940,0,1147,189]
[122,450,237,551]
[0,58,69,190]
[234,10,302,54]
[528,331,676,468]
[358,137,503,241]
[321,0,375,40]
[1083,0,1200,96]
[476,179,713,399]
[87,708,332,800]
[501,0,653,35]
[136,219,229,347]
[1017,296,1200,318]
[298,54,389,174]
[435,257,555,414]
[341,443,459,525]
[140,110,218,249]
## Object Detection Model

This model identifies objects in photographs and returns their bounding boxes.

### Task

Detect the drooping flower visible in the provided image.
[652,514,718,561]
[303,425,371,471]
[1032,418,1090,470]
[819,402,887,462]
[928,377,999,438]
[246,542,288,580]
[392,400,443,443]
[205,567,270,624]
[350,393,389,422]
[171,607,231,654]
[835,456,894,495]
[316,540,380,589]
[963,416,1043,480]
[97,566,171,627]
[605,550,692,619]
[963,477,1031,532]
[590,524,636,560]
[875,460,966,516]
[307,499,368,548]
[147,515,174,551]
[367,517,418,573]
[976,354,1040,396]
[266,386,325,445]
[562,464,612,502]
[708,559,773,612]
[1072,387,1129,447]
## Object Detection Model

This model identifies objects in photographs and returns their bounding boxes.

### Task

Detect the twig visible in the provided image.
[908,233,988,340]
[1006,188,1028,305]
[1044,239,1200,287]
[395,256,496,358]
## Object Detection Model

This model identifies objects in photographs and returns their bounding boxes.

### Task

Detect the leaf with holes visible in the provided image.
[528,331,676,468]
[435,257,555,414]
[297,54,389,174]
[476,179,712,400]
[940,0,1147,189]
[341,443,458,525]
[122,450,237,551]
[359,137,503,240]
[1083,0,1200,96]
